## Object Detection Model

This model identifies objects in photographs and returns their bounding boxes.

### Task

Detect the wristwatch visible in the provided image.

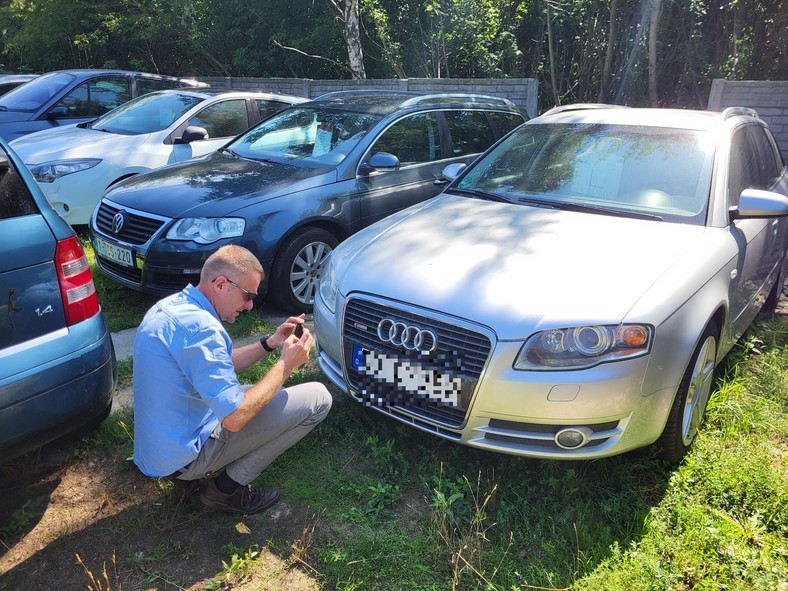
[259,334,275,352]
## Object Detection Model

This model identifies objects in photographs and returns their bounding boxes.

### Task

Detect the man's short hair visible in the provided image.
[200,245,264,283]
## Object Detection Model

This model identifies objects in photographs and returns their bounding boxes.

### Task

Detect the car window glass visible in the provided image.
[746,125,783,188]
[92,92,202,134]
[188,99,249,139]
[0,72,74,113]
[445,110,493,157]
[727,127,762,208]
[458,123,714,225]
[0,156,39,219]
[54,76,131,117]
[371,112,441,165]
[231,107,381,167]
[137,78,181,95]
[255,100,289,121]
[489,111,525,136]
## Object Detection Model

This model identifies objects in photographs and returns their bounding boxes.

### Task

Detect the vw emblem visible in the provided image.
[112,211,125,234]
[377,318,438,354]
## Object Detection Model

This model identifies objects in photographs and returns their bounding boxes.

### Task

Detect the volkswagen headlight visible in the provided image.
[514,324,652,370]
[30,158,102,183]
[318,257,338,313]
[166,217,245,244]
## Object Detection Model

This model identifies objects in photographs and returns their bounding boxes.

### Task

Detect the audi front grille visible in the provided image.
[95,201,167,245]
[342,298,493,428]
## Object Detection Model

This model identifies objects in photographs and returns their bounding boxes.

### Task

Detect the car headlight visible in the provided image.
[318,257,338,313]
[514,324,652,370]
[165,217,246,244]
[30,158,102,183]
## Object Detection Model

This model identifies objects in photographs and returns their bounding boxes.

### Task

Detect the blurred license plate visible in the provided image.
[95,236,134,268]
[352,344,460,406]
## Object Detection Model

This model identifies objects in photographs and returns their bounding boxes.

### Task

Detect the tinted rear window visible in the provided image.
[0,154,39,219]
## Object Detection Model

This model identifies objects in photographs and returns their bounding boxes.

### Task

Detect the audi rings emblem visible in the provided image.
[377,318,438,353]
[112,211,126,234]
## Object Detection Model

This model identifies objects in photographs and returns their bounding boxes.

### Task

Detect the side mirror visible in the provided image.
[441,162,467,182]
[359,152,399,175]
[46,106,69,120]
[730,189,788,220]
[175,125,209,144]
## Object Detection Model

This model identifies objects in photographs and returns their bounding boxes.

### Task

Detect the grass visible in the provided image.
[74,234,788,588]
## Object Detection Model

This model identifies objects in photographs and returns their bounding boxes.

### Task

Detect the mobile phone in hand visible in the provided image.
[294,323,304,339]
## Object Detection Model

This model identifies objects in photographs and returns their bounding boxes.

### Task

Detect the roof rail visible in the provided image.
[398,93,514,108]
[721,106,759,120]
[541,103,628,117]
[311,90,412,101]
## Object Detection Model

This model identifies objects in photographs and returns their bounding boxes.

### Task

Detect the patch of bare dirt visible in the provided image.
[0,438,323,590]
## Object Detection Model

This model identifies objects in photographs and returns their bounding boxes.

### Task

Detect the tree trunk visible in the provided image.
[344,0,366,79]
[599,0,618,102]
[547,2,560,106]
[648,0,662,106]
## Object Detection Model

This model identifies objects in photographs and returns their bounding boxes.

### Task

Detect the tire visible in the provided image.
[269,227,339,312]
[655,321,718,464]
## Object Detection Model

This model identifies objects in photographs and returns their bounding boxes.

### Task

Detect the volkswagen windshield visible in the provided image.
[226,106,382,167]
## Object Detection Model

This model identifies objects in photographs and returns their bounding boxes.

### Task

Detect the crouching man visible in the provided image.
[132,245,332,514]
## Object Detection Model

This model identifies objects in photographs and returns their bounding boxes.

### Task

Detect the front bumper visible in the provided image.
[314,293,676,459]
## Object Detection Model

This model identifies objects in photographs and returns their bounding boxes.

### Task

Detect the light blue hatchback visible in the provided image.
[0,137,116,463]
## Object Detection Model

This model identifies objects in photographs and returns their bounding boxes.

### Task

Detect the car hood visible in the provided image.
[104,151,336,218]
[11,125,147,162]
[335,194,710,339]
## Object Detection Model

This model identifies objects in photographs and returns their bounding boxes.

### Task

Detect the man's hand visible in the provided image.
[268,314,306,348]
[280,326,314,373]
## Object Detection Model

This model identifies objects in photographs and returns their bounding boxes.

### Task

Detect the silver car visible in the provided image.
[313,104,788,462]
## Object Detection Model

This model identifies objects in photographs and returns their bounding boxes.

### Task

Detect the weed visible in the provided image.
[290,509,324,576]
[206,543,262,589]
[0,499,33,539]
[76,552,122,591]
[364,481,401,522]
[430,467,508,589]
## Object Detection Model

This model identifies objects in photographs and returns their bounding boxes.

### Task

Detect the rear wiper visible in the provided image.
[450,187,512,203]
[517,197,663,221]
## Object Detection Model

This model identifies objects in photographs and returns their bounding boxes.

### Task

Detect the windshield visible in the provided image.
[456,123,715,225]
[0,72,75,112]
[90,92,202,134]
[227,106,382,166]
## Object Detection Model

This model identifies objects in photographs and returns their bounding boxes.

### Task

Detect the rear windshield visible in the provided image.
[0,152,39,219]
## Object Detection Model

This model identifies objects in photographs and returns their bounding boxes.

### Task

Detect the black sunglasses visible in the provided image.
[215,277,257,302]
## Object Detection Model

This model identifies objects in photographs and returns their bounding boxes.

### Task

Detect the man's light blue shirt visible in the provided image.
[133,285,245,477]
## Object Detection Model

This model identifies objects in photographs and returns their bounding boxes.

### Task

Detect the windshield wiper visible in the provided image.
[518,197,663,221]
[450,187,512,203]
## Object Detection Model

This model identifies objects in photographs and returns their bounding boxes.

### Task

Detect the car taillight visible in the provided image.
[55,236,99,326]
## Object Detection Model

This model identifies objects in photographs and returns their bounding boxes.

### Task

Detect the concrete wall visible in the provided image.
[198,77,540,119]
[708,79,788,161]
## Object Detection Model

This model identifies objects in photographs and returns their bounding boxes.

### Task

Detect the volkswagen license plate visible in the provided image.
[95,236,135,268]
[352,344,460,406]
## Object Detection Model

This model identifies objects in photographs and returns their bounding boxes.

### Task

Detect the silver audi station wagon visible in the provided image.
[313,104,788,462]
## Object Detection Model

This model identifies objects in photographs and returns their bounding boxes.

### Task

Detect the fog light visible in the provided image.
[555,427,593,449]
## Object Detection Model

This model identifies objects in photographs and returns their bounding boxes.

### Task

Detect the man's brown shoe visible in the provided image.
[200,477,280,515]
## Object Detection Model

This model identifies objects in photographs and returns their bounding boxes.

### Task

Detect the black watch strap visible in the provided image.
[260,334,275,352]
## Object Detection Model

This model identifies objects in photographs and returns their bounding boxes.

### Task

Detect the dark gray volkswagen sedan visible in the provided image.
[89,91,526,311]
